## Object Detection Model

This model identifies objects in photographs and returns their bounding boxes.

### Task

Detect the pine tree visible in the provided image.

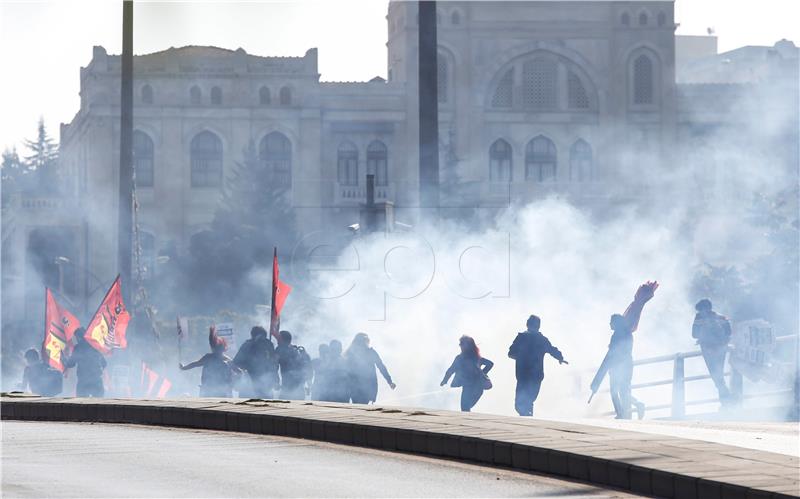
[22,118,60,192]
[1,147,25,181]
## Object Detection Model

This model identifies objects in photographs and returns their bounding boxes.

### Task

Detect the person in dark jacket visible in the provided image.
[180,326,239,397]
[692,299,732,404]
[441,335,494,412]
[19,348,62,396]
[310,343,330,400]
[63,328,106,397]
[233,326,277,398]
[346,333,395,404]
[275,330,311,400]
[323,339,350,403]
[508,316,567,416]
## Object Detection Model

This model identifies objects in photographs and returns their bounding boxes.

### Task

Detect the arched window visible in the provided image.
[259,132,292,188]
[259,86,271,106]
[621,12,630,26]
[337,142,359,186]
[492,68,514,108]
[567,71,590,109]
[366,141,388,186]
[633,54,655,105]
[489,139,512,182]
[139,232,155,281]
[279,86,292,106]
[133,131,154,187]
[210,86,222,105]
[190,85,202,105]
[141,84,153,104]
[657,11,666,27]
[569,139,592,182]
[438,55,448,104]
[190,131,223,187]
[525,136,557,182]
[451,10,461,25]
[639,12,648,26]
[522,58,557,110]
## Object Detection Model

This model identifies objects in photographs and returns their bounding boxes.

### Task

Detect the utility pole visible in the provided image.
[418,1,439,217]
[118,0,134,305]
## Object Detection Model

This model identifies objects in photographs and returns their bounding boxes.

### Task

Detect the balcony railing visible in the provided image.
[335,183,394,205]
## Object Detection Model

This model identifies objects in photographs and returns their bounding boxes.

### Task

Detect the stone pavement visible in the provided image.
[2,394,798,499]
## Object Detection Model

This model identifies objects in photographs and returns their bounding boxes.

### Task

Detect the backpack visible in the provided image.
[292,346,312,381]
[696,314,730,344]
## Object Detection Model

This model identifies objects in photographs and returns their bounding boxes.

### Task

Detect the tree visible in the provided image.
[177,140,298,313]
[23,117,60,192]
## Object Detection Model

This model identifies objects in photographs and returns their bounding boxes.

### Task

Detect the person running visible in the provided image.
[440,335,494,412]
[345,333,395,404]
[590,281,658,419]
[63,328,106,397]
[508,315,568,416]
[180,326,239,397]
[692,298,733,405]
[233,326,277,398]
[19,348,62,396]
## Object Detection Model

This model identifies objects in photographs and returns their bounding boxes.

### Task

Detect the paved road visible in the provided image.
[1,421,636,498]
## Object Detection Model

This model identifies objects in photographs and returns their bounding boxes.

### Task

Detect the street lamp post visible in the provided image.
[418,1,440,218]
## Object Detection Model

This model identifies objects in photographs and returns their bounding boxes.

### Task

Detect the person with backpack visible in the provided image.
[345,332,395,404]
[692,299,733,405]
[63,328,107,397]
[19,348,62,396]
[275,330,311,400]
[508,315,568,416]
[233,326,277,398]
[180,326,240,397]
[440,335,494,412]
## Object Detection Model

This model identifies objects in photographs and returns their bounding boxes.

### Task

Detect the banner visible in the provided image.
[84,275,131,354]
[42,288,80,371]
[140,362,172,398]
[269,248,292,339]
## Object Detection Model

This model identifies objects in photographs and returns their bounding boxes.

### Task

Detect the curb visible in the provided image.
[1,396,796,499]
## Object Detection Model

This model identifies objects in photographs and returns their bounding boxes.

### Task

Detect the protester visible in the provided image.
[63,328,107,397]
[233,326,277,398]
[508,315,568,416]
[345,332,395,404]
[590,281,658,419]
[310,343,330,400]
[275,330,312,400]
[692,298,733,405]
[322,339,350,403]
[19,348,62,396]
[180,326,239,397]
[440,335,494,412]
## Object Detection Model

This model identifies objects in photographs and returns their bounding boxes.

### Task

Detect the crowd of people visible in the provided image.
[18,282,738,420]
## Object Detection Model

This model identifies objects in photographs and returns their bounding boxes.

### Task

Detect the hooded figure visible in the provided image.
[63,327,106,397]
[590,281,658,419]
[275,330,311,400]
[345,333,395,404]
[441,335,494,412]
[20,348,62,396]
[508,316,567,416]
[322,339,350,403]
[180,326,239,397]
[233,326,277,398]
[692,299,732,404]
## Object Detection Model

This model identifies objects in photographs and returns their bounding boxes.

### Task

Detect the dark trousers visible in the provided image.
[609,356,633,419]
[701,343,730,401]
[460,384,484,412]
[514,378,542,416]
[76,379,104,398]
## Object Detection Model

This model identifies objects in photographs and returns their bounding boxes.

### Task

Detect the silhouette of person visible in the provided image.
[590,281,658,419]
[180,326,239,397]
[20,348,62,396]
[63,328,106,397]
[508,316,567,416]
[275,330,311,400]
[345,333,395,404]
[441,335,494,412]
[311,343,330,400]
[233,326,277,398]
[692,299,732,404]
[323,339,350,403]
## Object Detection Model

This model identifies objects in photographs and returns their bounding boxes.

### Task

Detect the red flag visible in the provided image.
[84,276,130,354]
[140,362,172,398]
[42,288,80,371]
[269,248,292,339]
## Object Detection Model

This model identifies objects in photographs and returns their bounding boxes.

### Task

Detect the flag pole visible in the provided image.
[176,317,183,365]
[269,247,278,340]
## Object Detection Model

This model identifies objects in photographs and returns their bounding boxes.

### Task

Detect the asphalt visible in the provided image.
[1,421,635,498]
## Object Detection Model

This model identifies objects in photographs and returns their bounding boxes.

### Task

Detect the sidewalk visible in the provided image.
[2,394,797,499]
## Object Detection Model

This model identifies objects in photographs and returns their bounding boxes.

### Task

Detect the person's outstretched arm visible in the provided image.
[623,281,659,332]
[547,341,568,364]
[373,350,396,389]
[180,355,206,370]
[480,357,494,374]
[440,358,457,386]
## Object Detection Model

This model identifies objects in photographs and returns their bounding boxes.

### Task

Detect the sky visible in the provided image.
[1,0,798,152]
